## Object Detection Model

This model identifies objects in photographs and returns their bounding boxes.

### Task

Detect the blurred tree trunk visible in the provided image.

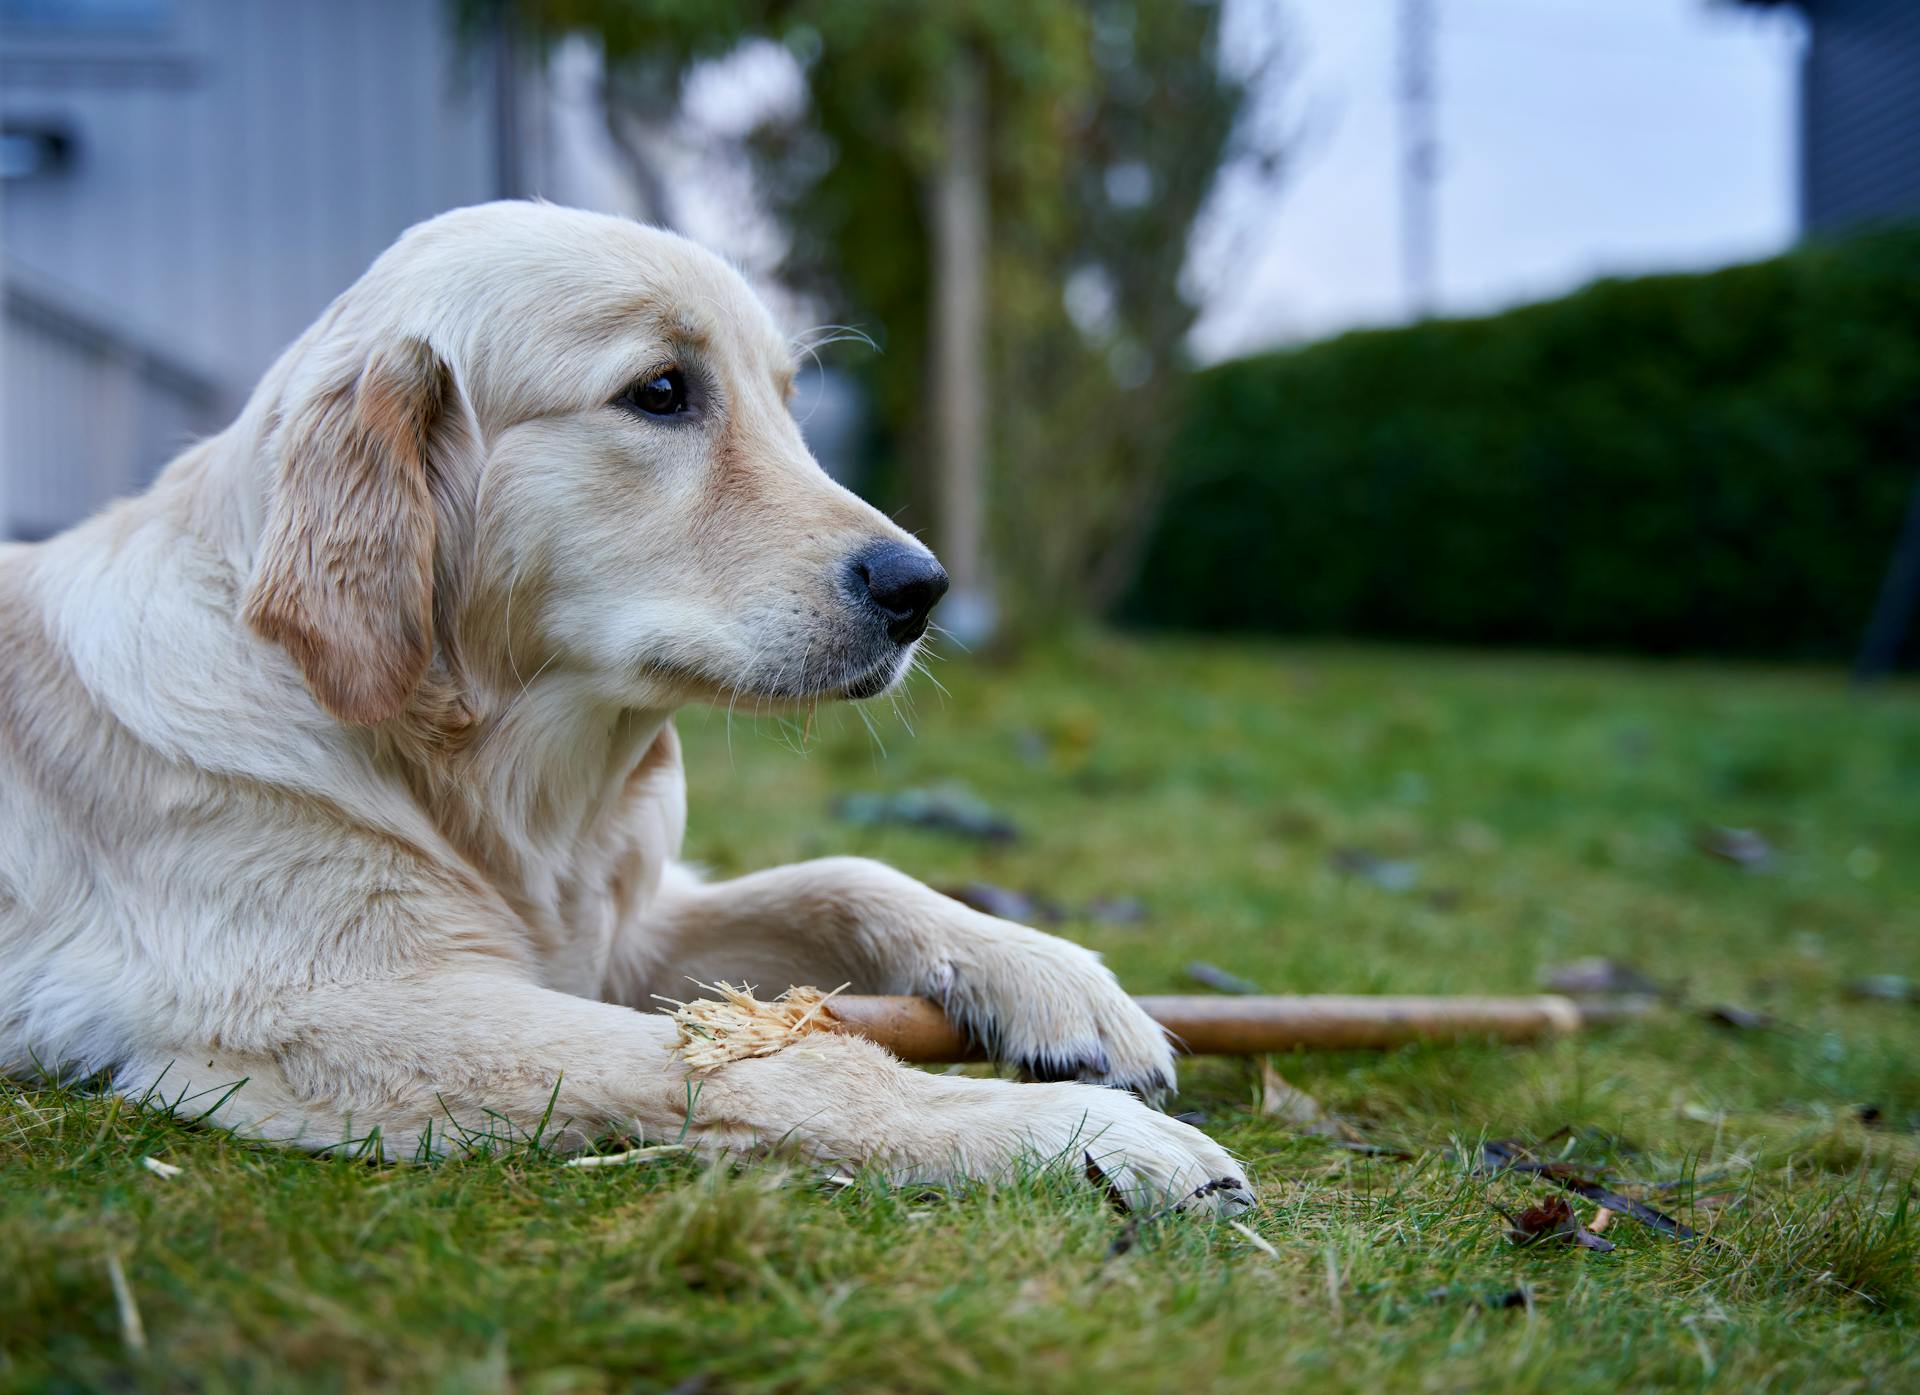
[928,48,994,645]
[601,57,683,230]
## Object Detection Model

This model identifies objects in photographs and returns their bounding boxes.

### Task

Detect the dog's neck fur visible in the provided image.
[407,684,673,921]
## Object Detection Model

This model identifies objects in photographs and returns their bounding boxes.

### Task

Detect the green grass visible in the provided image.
[5,634,1920,1393]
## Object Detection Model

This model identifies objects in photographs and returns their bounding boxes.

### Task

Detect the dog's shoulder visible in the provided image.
[0,502,527,957]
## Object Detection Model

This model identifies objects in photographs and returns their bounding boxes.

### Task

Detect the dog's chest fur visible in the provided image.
[0,517,689,1070]
[427,717,688,998]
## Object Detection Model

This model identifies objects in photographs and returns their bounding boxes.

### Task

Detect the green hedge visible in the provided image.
[1126,229,1920,659]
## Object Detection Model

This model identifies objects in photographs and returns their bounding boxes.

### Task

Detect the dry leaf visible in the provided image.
[1479,1140,1698,1241]
[1541,957,1662,997]
[1328,846,1421,892]
[1845,976,1918,1004]
[1427,1283,1533,1310]
[1498,1195,1616,1252]
[1259,1059,1326,1126]
[1083,895,1148,926]
[1185,960,1263,996]
[835,786,1019,843]
[940,883,1061,924]
[1695,825,1775,871]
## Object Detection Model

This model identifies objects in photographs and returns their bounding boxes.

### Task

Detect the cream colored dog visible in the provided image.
[0,202,1249,1211]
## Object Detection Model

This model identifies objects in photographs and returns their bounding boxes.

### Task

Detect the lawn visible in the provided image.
[4,634,1918,1393]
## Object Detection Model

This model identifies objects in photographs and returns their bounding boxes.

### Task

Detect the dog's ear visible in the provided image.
[244,337,458,725]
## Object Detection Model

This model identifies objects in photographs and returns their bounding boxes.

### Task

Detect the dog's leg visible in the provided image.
[117,965,1247,1210]
[607,858,1179,1094]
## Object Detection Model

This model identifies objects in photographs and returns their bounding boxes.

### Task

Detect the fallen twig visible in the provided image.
[820,992,1638,1060]
[1228,1219,1279,1258]
[1479,1140,1699,1241]
[105,1252,146,1355]
[563,1144,692,1169]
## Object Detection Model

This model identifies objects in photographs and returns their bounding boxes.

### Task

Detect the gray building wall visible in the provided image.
[1796,0,1920,232]
[1,0,503,539]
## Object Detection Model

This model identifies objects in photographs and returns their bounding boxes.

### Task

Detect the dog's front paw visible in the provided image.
[926,926,1178,1096]
[1027,1083,1253,1214]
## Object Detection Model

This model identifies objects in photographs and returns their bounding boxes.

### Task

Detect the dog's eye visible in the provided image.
[617,369,688,418]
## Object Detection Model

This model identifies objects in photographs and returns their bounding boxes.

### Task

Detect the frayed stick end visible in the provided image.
[665,982,846,1070]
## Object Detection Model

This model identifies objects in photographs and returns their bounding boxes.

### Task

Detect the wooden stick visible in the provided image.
[820,993,1649,1061]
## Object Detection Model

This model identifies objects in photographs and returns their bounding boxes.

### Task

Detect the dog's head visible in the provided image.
[241,202,945,726]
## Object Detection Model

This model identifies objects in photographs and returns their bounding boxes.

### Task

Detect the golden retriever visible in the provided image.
[0,202,1249,1211]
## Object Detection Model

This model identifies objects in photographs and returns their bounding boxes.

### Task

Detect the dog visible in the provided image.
[0,202,1250,1211]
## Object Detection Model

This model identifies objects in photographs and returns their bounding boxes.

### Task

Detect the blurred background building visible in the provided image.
[1742,0,1920,232]
[1,0,564,540]
[3,0,1916,666]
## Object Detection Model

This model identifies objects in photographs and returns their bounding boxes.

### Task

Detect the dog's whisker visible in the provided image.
[851,699,887,760]
[789,322,877,354]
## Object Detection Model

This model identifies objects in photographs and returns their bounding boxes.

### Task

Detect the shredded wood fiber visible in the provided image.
[666,982,843,1070]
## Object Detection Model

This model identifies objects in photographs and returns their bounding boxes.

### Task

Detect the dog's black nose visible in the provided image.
[850,541,949,644]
